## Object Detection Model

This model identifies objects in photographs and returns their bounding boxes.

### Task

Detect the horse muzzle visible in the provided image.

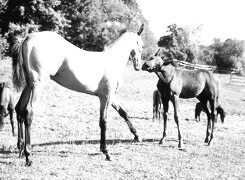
[142,63,154,72]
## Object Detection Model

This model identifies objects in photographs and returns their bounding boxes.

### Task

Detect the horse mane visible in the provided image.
[160,56,178,67]
[104,28,127,50]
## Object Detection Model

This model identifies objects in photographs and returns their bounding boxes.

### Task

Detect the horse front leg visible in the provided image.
[111,97,140,142]
[8,107,15,136]
[99,95,111,161]
[208,99,217,146]
[159,97,169,145]
[17,115,24,158]
[171,95,184,149]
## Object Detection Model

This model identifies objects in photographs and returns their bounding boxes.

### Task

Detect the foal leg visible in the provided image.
[8,105,15,136]
[200,101,211,144]
[159,97,169,145]
[171,95,184,149]
[99,95,111,160]
[111,97,140,142]
[195,102,202,122]
[208,99,217,146]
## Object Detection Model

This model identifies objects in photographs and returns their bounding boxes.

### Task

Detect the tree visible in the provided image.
[0,0,156,59]
[157,24,195,62]
[211,38,245,70]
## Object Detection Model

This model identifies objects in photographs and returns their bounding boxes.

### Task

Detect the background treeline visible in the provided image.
[0,0,156,59]
[157,24,245,74]
[0,0,244,74]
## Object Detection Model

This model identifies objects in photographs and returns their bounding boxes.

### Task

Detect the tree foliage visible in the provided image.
[0,0,156,58]
[210,38,245,70]
[157,24,194,62]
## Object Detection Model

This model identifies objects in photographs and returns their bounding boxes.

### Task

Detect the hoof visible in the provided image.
[204,138,209,143]
[105,154,111,161]
[208,140,213,146]
[178,141,184,149]
[19,150,24,158]
[159,139,163,145]
[134,136,141,142]
[159,137,166,145]
[25,160,32,167]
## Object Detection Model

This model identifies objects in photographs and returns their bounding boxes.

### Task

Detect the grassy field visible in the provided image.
[0,58,245,179]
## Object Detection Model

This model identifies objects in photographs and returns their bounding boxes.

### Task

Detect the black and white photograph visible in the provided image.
[0,0,244,179]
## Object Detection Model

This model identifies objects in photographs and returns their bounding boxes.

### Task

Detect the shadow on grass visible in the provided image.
[32,138,164,147]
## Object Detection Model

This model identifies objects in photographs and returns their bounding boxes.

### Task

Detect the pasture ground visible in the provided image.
[0,58,245,179]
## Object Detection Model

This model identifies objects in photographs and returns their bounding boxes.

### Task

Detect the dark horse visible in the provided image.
[0,82,15,136]
[154,89,226,123]
[142,56,225,148]
[195,102,225,122]
[153,89,162,120]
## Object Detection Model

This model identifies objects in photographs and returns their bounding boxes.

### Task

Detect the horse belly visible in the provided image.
[180,84,203,99]
[51,67,104,95]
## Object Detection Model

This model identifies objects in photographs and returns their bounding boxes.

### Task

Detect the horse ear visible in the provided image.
[137,24,144,36]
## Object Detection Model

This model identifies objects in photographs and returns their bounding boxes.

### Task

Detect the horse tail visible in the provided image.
[11,38,27,91]
[217,105,225,123]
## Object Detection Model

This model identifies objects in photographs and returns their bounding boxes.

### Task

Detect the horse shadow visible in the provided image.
[32,138,162,148]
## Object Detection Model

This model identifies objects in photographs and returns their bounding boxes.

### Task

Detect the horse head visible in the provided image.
[129,24,144,71]
[142,56,177,83]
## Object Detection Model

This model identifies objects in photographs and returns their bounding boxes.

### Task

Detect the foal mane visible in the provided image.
[161,57,178,67]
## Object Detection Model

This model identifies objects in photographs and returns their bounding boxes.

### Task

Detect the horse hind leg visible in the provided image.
[208,98,217,146]
[194,102,202,122]
[217,105,225,123]
[99,95,111,161]
[8,104,15,136]
[111,97,140,142]
[16,82,44,166]
[15,86,32,158]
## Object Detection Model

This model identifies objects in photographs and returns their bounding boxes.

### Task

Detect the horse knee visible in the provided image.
[24,107,33,126]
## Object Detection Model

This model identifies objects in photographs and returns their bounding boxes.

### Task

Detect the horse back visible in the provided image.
[174,69,217,99]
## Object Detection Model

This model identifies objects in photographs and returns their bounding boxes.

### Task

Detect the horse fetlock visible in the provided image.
[17,141,24,158]
[204,137,209,144]
[24,145,32,158]
[178,139,184,149]
[134,135,141,142]
[159,136,166,145]
[25,157,32,167]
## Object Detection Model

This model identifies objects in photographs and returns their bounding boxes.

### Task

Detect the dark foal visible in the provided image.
[153,89,162,120]
[142,56,225,148]
[195,102,225,123]
[0,82,15,136]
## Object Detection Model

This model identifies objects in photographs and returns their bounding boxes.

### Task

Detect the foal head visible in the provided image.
[142,56,178,83]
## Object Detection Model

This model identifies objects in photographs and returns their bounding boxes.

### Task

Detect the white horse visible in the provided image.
[11,24,144,166]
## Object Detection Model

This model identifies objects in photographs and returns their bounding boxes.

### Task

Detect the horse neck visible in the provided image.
[157,65,175,84]
[105,36,135,70]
